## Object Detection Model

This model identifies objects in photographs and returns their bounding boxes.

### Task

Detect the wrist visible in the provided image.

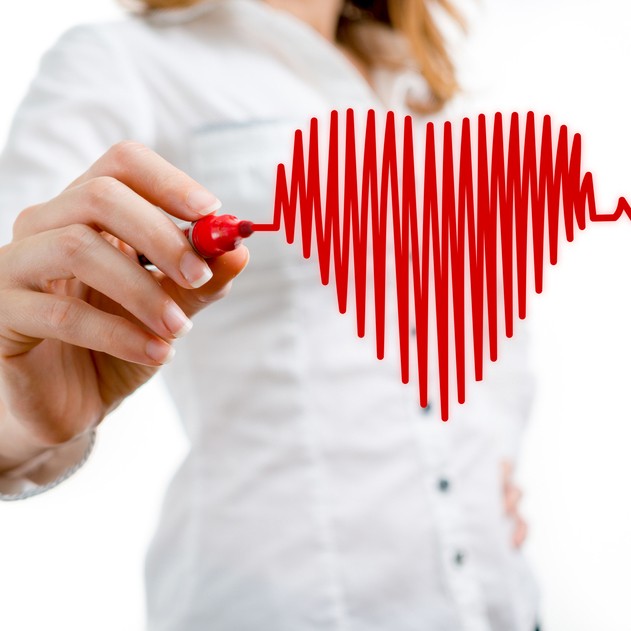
[0,430,96,500]
[0,419,52,475]
[0,405,85,474]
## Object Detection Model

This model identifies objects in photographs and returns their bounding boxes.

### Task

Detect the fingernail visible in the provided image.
[187,190,222,215]
[180,251,213,288]
[146,339,176,364]
[163,302,193,338]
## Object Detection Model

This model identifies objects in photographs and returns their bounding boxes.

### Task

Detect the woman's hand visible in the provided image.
[0,141,248,472]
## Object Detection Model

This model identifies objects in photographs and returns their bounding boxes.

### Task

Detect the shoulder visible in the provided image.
[44,2,233,80]
[47,17,162,64]
[76,0,236,50]
[37,20,144,85]
[36,13,201,102]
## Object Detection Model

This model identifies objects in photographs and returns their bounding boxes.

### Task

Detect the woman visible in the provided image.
[0,1,537,629]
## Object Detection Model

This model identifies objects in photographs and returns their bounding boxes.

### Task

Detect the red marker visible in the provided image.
[140,213,254,267]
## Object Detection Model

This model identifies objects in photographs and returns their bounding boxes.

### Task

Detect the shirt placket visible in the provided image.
[411,355,491,631]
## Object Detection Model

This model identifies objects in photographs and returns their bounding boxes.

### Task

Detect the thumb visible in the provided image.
[160,245,250,318]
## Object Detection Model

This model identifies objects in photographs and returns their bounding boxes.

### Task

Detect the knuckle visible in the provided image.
[126,270,156,305]
[82,175,124,207]
[12,204,40,239]
[105,140,149,170]
[160,170,187,195]
[47,298,81,332]
[59,224,98,260]
[100,316,129,352]
[142,226,190,271]
[198,281,233,305]
[147,216,183,247]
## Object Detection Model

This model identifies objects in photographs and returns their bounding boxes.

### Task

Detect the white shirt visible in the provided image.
[0,1,538,629]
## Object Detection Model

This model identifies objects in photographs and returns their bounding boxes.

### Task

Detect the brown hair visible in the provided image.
[128,0,463,112]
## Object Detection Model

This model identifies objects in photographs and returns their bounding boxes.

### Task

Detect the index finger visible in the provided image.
[66,141,221,222]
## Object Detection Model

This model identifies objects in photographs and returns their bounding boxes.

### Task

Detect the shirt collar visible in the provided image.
[145,0,427,111]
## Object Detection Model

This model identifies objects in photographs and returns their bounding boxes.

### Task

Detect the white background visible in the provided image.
[0,1,630,630]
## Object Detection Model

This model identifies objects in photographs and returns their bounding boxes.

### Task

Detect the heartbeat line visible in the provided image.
[251,109,631,420]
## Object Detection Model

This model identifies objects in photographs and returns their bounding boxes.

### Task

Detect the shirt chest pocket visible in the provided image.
[188,120,307,276]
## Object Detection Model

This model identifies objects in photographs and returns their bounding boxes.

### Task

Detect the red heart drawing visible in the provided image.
[251,109,630,420]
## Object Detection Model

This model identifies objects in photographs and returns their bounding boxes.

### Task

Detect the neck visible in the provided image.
[263,0,344,41]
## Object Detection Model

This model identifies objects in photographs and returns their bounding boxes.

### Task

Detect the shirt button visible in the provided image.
[411,326,416,336]
[454,551,466,566]
[420,401,432,414]
[437,478,450,492]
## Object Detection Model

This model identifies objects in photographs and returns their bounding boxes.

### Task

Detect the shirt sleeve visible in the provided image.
[0,22,153,498]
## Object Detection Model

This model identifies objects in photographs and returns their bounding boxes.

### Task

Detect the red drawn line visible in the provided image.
[251,110,631,420]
